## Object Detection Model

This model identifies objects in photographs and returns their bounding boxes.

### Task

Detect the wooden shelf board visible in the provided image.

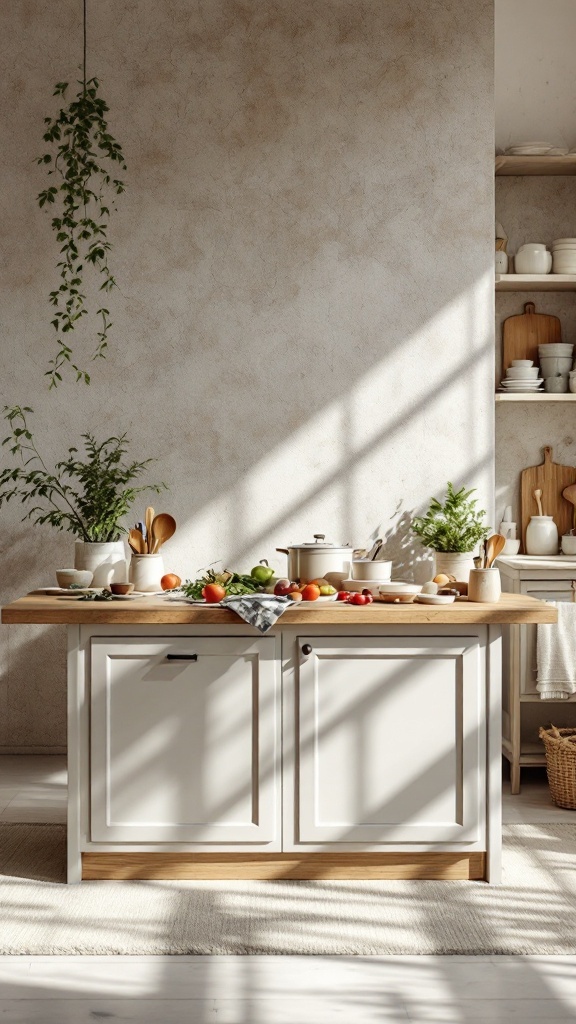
[496,155,576,176]
[496,274,576,292]
[496,393,576,402]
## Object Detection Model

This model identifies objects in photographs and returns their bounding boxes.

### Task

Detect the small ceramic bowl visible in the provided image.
[378,582,422,596]
[502,538,521,556]
[110,582,135,595]
[511,360,533,367]
[505,367,539,379]
[56,568,93,589]
[561,535,576,555]
[350,559,392,581]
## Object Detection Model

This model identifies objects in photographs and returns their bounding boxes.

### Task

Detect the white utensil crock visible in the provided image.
[433,551,475,582]
[525,516,559,555]
[468,568,501,603]
[129,554,165,592]
[74,541,127,586]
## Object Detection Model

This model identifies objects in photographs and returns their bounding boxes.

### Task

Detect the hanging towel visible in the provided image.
[537,601,576,700]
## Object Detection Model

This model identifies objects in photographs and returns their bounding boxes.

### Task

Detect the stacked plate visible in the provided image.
[499,359,543,394]
[552,239,576,275]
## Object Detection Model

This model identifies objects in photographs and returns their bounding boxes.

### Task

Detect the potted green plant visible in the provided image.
[0,407,165,585]
[411,482,489,579]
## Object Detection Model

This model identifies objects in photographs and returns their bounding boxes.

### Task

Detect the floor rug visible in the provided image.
[1,823,576,955]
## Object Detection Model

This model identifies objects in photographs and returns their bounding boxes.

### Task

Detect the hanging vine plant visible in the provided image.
[37,0,126,387]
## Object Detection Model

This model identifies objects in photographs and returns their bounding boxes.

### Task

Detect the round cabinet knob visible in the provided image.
[301,644,313,656]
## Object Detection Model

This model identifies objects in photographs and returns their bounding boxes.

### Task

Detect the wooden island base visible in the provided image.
[82,852,486,881]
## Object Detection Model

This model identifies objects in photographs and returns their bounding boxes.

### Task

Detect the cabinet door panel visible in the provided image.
[520,583,573,696]
[295,637,482,844]
[90,637,278,843]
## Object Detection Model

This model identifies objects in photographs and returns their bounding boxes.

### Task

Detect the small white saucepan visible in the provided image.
[350,559,392,581]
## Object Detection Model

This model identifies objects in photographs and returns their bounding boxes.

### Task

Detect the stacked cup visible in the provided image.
[539,344,574,393]
[500,359,542,393]
[551,239,576,275]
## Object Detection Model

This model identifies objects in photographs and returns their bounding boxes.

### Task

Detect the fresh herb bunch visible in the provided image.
[411,483,489,553]
[37,77,126,387]
[179,569,262,600]
[0,406,165,542]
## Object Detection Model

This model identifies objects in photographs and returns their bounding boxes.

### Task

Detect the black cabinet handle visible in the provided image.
[166,653,198,661]
[301,644,313,656]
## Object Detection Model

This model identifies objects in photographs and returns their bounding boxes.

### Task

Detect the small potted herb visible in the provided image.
[0,406,165,584]
[411,483,489,579]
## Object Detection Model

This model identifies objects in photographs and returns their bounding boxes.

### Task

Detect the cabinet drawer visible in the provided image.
[291,635,483,847]
[90,636,279,844]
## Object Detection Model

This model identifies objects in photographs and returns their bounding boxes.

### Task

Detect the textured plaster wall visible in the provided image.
[0,0,494,750]
[495,177,576,522]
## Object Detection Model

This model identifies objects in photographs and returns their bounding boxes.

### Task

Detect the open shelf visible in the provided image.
[496,274,576,291]
[496,393,576,402]
[496,155,576,176]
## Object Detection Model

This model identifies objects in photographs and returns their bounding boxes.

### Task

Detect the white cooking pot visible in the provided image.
[276,534,354,586]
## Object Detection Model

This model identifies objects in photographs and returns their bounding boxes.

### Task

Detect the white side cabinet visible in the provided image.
[286,635,484,849]
[499,557,576,793]
[90,636,279,844]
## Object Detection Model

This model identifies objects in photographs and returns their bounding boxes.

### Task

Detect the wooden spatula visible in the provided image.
[486,534,506,568]
[150,513,176,553]
[128,528,146,555]
[145,506,155,553]
[563,483,576,531]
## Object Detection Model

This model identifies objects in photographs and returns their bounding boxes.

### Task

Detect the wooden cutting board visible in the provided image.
[520,446,576,550]
[502,302,562,374]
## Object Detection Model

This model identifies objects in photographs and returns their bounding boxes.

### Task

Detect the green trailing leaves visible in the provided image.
[37,77,126,387]
[0,407,165,542]
[411,482,490,553]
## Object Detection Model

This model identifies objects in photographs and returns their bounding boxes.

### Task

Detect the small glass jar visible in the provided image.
[525,516,559,556]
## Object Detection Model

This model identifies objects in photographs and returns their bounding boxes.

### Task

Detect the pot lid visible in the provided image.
[288,534,353,550]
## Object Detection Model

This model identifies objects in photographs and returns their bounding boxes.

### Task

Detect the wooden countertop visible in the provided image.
[1,592,557,625]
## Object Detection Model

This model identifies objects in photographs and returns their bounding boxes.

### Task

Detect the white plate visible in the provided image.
[342,578,392,594]
[415,593,456,605]
[552,239,576,245]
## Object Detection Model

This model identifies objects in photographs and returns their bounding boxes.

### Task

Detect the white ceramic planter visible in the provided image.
[129,554,165,592]
[433,551,475,582]
[74,541,127,586]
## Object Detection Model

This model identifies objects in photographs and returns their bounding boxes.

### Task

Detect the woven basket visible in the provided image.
[539,726,576,810]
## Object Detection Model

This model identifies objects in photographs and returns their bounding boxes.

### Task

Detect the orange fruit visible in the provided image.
[301,583,321,601]
[161,573,182,591]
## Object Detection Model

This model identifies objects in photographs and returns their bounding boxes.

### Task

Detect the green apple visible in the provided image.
[251,561,275,583]
[319,584,337,596]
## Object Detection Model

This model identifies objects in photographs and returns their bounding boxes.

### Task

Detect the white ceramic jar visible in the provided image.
[525,516,559,555]
[129,554,165,592]
[74,540,127,586]
[468,568,501,603]
[514,248,552,274]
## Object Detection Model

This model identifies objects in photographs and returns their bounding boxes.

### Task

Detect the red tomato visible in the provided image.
[361,589,374,603]
[349,592,368,605]
[336,591,350,601]
[202,583,226,603]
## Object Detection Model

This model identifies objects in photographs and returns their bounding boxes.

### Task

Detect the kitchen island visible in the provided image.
[2,593,555,884]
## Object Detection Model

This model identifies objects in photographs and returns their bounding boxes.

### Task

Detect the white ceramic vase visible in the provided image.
[74,541,127,586]
[433,551,475,582]
[525,516,559,555]
[129,554,165,593]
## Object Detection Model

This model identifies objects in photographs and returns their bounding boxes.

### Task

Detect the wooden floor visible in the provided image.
[1,756,575,1022]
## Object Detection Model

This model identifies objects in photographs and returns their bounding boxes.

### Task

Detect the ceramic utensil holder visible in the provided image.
[434,551,475,582]
[525,516,559,555]
[129,553,165,592]
[468,568,501,603]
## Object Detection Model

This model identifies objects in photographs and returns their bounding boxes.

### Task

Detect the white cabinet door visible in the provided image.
[90,636,279,844]
[294,636,482,845]
[520,582,573,696]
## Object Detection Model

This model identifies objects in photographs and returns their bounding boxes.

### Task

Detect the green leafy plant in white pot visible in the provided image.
[411,483,489,580]
[0,407,165,585]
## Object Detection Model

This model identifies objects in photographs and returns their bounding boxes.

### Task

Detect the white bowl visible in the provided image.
[505,367,539,379]
[511,359,533,367]
[342,579,390,595]
[350,559,392,581]
[552,238,576,246]
[56,568,94,589]
[502,538,521,556]
[539,345,573,355]
[377,582,422,595]
[517,243,547,252]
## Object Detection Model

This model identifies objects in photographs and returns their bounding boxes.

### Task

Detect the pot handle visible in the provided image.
[276,548,289,555]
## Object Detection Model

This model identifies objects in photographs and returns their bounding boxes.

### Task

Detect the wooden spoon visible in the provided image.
[485,533,506,568]
[563,483,576,531]
[128,528,146,555]
[534,488,544,517]
[145,506,155,553]
[150,513,176,553]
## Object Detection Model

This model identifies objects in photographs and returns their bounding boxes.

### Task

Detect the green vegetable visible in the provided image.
[179,569,262,600]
